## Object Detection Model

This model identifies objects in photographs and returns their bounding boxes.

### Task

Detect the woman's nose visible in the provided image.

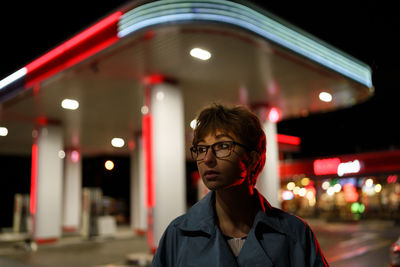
[203,148,217,165]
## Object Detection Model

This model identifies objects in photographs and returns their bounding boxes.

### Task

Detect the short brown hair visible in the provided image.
[192,103,266,186]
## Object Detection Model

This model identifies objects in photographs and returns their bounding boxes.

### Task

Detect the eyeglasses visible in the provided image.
[190,141,249,161]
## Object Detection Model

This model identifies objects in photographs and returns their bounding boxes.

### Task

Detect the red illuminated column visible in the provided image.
[62,149,82,233]
[254,105,281,208]
[30,125,64,244]
[144,82,186,250]
[130,134,147,234]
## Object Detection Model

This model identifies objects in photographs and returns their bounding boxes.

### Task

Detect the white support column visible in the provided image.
[62,149,82,233]
[151,83,186,248]
[130,135,147,234]
[256,113,281,208]
[32,125,64,243]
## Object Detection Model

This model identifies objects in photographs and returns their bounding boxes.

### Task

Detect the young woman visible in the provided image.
[152,104,329,266]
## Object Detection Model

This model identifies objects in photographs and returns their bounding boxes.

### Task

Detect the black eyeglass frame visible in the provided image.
[190,141,250,161]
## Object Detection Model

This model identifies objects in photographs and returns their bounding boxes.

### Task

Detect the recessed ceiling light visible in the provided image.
[105,160,114,170]
[141,105,149,115]
[58,150,66,159]
[0,127,8,136]
[61,99,79,110]
[190,48,211,60]
[319,92,332,102]
[190,119,197,129]
[156,91,164,101]
[111,137,125,148]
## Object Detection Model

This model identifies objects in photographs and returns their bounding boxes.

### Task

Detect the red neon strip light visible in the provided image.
[143,74,164,85]
[143,114,155,208]
[24,11,121,87]
[30,144,38,214]
[26,36,119,88]
[26,11,121,72]
[277,134,301,146]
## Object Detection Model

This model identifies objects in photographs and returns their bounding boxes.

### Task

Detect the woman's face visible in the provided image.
[196,130,249,191]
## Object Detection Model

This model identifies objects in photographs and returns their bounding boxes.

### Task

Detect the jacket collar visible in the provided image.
[174,189,285,235]
[174,191,217,235]
[253,190,286,235]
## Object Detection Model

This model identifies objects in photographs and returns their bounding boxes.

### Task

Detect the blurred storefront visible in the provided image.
[279,150,400,221]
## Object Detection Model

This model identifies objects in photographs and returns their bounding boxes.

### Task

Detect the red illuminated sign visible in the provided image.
[314,158,362,176]
[313,158,341,175]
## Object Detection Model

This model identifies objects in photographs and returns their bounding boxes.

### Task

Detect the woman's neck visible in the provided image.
[214,184,260,238]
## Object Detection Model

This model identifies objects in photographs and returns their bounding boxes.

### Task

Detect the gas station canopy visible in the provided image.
[0,0,373,155]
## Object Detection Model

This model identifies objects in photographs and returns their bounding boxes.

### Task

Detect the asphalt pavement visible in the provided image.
[0,226,152,267]
[309,219,400,267]
[0,220,399,266]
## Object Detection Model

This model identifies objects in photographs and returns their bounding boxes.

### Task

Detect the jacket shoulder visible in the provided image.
[269,208,329,266]
[161,214,186,235]
[270,207,313,240]
[152,215,186,267]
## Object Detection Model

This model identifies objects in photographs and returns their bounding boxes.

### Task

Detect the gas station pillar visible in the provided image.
[31,125,64,243]
[62,149,82,233]
[255,107,281,208]
[147,82,186,249]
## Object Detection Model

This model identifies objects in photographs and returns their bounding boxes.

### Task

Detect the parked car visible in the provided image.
[391,236,400,267]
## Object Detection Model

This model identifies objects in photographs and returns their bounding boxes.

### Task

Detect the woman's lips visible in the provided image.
[203,170,220,180]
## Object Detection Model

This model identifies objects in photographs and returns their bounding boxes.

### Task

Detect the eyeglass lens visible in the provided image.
[192,141,233,160]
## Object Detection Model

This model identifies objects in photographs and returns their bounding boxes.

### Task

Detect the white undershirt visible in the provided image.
[226,236,246,257]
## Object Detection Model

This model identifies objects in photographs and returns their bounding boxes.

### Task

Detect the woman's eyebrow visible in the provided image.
[215,133,234,140]
[195,133,234,145]
[196,139,205,144]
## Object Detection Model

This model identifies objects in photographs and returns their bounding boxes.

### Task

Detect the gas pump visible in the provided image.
[81,187,103,239]
[13,194,30,233]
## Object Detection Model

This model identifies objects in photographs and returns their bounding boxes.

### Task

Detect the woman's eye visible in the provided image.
[198,147,207,153]
[217,143,230,150]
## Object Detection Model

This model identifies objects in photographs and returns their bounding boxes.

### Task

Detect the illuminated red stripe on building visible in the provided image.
[143,114,155,208]
[30,143,38,214]
[277,134,301,146]
[25,11,122,88]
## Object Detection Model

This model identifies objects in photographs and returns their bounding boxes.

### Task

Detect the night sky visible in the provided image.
[1,0,399,158]
[261,1,400,158]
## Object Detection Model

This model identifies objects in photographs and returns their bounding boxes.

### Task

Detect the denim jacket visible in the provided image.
[152,190,329,267]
